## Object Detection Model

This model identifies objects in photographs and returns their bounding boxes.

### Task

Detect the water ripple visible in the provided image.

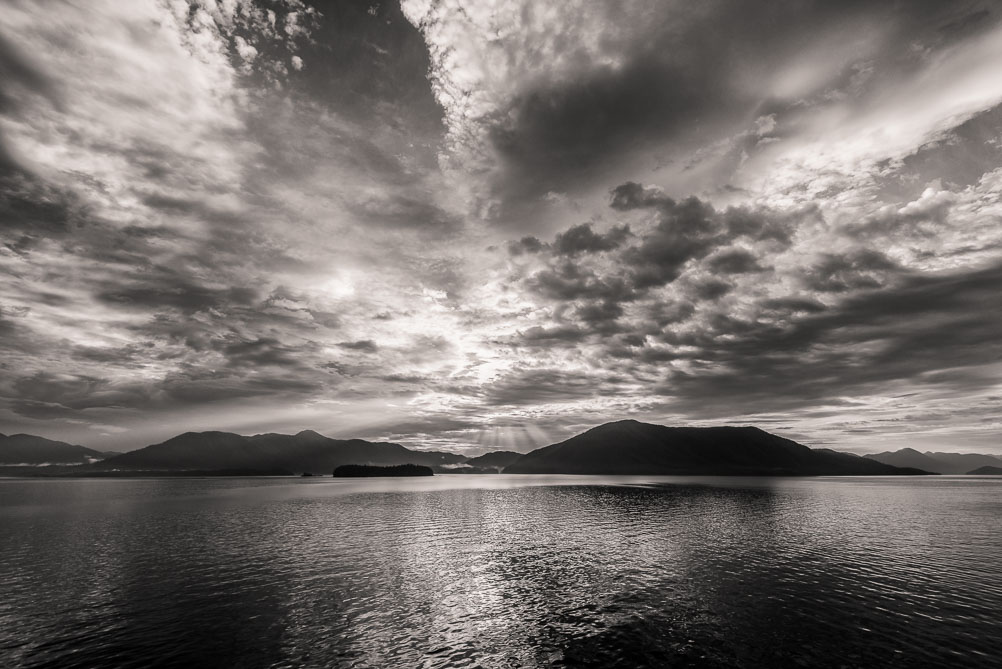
[0,475,1000,667]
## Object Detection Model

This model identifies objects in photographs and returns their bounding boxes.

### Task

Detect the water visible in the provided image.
[1,475,1000,668]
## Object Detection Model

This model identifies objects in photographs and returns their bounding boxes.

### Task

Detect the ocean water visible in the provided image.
[1,475,1000,668]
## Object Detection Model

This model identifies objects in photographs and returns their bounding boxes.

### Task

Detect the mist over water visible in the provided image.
[1,475,1000,668]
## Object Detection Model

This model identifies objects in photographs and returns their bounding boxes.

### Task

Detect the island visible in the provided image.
[332,463,434,477]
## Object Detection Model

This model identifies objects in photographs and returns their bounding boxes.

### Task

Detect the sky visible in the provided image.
[1,0,1001,455]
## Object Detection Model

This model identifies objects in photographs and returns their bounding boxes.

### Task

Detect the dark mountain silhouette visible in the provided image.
[967,465,1002,475]
[863,448,948,472]
[95,429,465,473]
[865,448,1002,474]
[0,434,106,465]
[462,450,523,470]
[333,464,433,477]
[438,464,503,474]
[924,451,1002,473]
[503,420,929,475]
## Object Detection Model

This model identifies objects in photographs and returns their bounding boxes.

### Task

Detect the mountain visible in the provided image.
[95,429,466,473]
[0,434,106,465]
[863,448,950,473]
[865,448,1002,474]
[333,464,433,477]
[503,420,928,475]
[924,451,1002,474]
[462,450,523,471]
[967,466,1002,475]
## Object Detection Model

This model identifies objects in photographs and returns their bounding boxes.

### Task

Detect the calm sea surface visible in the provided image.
[1,475,1000,668]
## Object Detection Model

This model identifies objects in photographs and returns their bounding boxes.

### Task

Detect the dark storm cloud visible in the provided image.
[0,32,59,110]
[553,223,630,256]
[297,0,443,134]
[691,279,732,301]
[760,297,828,315]
[338,339,378,352]
[614,188,732,289]
[644,300,697,328]
[516,325,588,346]
[723,207,799,246]
[409,0,1002,232]
[0,32,62,173]
[9,372,149,418]
[706,248,768,275]
[507,3,953,198]
[0,308,43,357]
[573,299,624,328]
[97,271,258,314]
[160,367,322,405]
[0,171,87,238]
[659,262,1002,414]
[483,368,629,407]
[526,182,794,298]
[509,183,808,350]
[608,181,670,212]
[506,235,547,256]
[72,343,148,366]
[803,249,900,293]
[221,337,307,368]
[527,261,637,303]
[490,56,725,197]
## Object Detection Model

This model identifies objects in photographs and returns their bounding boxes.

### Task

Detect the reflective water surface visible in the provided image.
[1,475,1000,668]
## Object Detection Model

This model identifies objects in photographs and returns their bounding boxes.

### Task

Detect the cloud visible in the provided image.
[659,262,1002,414]
[482,367,630,407]
[506,235,547,256]
[705,248,768,275]
[338,339,379,352]
[691,279,732,301]
[553,223,630,256]
[803,249,899,293]
[2,1,1002,455]
[402,1,1002,221]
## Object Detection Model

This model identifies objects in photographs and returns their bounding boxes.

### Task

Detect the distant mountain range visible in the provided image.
[967,466,1002,475]
[0,433,112,465]
[461,450,523,471]
[864,448,1002,474]
[95,430,466,474]
[7,421,1000,476]
[502,420,927,475]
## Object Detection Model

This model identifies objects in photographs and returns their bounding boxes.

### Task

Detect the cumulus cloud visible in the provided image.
[553,223,631,256]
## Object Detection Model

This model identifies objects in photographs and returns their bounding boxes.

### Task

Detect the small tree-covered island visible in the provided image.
[333,464,434,477]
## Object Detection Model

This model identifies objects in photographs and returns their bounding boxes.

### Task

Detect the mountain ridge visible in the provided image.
[503,420,929,476]
[967,465,1002,475]
[97,430,466,473]
[865,448,1002,474]
[6,422,989,476]
[0,434,106,465]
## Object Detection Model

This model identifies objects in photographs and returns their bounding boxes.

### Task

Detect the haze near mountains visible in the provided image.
[865,448,1002,475]
[0,421,971,477]
[0,433,113,465]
